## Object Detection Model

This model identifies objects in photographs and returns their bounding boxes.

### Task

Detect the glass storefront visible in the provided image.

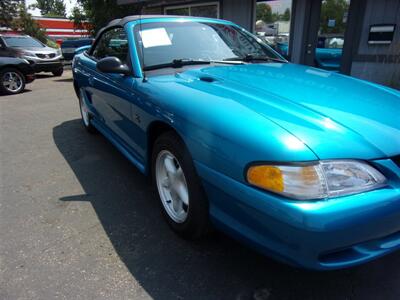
[164,2,219,19]
[315,0,350,71]
[255,1,293,60]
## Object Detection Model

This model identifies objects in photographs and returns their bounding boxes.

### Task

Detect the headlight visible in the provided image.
[16,51,36,58]
[246,160,387,200]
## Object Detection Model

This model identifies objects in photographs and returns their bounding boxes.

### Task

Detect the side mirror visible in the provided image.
[96,57,130,75]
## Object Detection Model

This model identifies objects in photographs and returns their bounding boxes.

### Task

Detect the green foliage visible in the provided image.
[73,0,143,35]
[45,38,59,48]
[256,3,273,23]
[32,0,66,17]
[320,0,349,34]
[0,0,24,27]
[256,4,291,23]
[282,8,291,21]
[10,5,48,43]
[0,1,57,47]
[70,5,87,31]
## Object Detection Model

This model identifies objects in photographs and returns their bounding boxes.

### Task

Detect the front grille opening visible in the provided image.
[36,53,56,59]
[319,248,361,264]
[320,230,400,265]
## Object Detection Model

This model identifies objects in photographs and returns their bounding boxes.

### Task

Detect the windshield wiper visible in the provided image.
[143,58,245,71]
[143,59,211,71]
[224,54,287,63]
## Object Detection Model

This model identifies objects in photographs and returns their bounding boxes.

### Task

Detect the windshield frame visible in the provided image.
[131,19,286,74]
[2,36,45,48]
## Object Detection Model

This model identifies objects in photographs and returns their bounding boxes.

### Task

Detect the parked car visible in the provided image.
[317,35,344,49]
[0,57,35,95]
[0,34,63,76]
[61,38,93,61]
[73,16,400,270]
[274,36,343,71]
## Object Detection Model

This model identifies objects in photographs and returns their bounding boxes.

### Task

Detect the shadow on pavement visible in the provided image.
[53,78,73,82]
[35,74,55,79]
[53,119,400,300]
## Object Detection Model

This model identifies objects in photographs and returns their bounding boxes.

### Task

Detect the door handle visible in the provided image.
[88,76,94,86]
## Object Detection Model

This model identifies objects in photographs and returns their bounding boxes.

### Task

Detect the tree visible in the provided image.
[282,8,291,21]
[78,0,144,34]
[70,6,86,31]
[33,0,66,17]
[0,0,23,27]
[71,0,143,35]
[10,5,48,43]
[256,3,273,24]
[320,0,349,34]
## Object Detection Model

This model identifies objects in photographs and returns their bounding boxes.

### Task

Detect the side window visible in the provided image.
[92,27,129,64]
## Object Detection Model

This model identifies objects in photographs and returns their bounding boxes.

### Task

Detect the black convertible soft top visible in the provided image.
[96,14,219,38]
[95,15,176,39]
[106,14,213,27]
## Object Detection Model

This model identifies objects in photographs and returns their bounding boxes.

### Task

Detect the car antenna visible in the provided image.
[139,4,147,83]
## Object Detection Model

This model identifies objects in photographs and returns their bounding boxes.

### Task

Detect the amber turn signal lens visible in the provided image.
[247,165,284,193]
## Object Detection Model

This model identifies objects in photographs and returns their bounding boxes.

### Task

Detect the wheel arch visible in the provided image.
[0,65,26,80]
[146,120,187,174]
[73,80,80,97]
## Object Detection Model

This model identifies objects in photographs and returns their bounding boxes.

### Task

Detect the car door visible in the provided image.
[88,27,145,160]
[0,38,9,57]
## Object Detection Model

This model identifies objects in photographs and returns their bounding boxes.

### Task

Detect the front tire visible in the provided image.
[0,68,26,95]
[78,90,97,133]
[152,131,209,239]
[52,68,64,77]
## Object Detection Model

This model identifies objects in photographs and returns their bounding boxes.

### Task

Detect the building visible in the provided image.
[118,0,255,32]
[0,16,90,41]
[117,0,399,89]
[33,17,90,40]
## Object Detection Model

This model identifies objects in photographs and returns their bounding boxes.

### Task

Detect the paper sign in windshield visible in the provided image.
[140,28,172,48]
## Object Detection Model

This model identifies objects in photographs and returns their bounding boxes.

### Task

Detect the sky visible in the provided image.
[26,0,78,17]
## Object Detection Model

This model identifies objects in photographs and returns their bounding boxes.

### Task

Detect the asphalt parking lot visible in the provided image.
[1,70,400,300]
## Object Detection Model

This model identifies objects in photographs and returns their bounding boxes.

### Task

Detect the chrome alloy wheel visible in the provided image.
[2,71,23,93]
[156,150,189,223]
[79,91,90,127]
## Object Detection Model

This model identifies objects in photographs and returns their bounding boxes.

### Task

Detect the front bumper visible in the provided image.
[23,56,63,73]
[32,61,63,73]
[195,158,400,270]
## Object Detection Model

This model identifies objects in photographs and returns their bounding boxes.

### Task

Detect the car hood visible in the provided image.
[10,46,57,53]
[174,63,400,160]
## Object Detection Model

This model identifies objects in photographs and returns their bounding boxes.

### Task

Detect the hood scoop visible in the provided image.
[199,76,216,83]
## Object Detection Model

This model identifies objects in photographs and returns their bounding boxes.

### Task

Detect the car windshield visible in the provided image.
[3,36,44,48]
[134,21,284,69]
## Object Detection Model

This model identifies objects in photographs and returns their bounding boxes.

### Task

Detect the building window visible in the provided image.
[255,1,292,59]
[164,2,220,19]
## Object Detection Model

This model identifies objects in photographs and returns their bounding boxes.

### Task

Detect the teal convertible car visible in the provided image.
[72,15,400,270]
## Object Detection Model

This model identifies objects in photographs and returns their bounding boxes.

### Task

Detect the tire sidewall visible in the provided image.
[78,92,96,133]
[52,68,64,77]
[152,132,209,239]
[0,68,26,95]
